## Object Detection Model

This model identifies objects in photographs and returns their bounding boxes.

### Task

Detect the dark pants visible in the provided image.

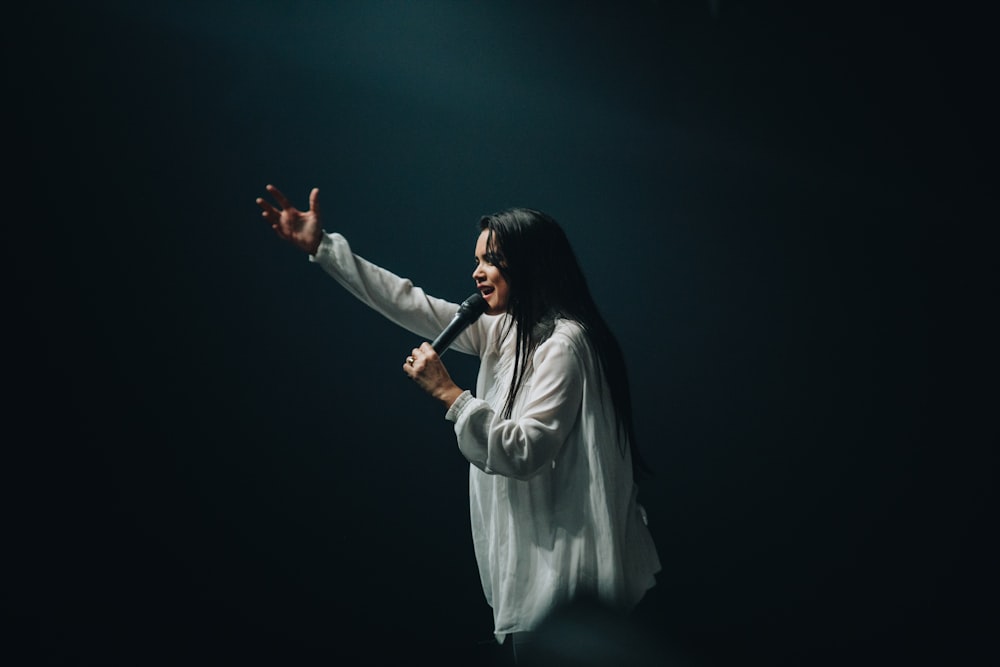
[502,602,665,666]
[510,631,535,665]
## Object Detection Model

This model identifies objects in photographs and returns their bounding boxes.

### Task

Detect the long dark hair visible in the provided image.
[479,208,651,483]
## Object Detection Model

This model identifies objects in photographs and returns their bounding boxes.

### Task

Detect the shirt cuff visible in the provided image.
[445,390,474,423]
[307,232,334,262]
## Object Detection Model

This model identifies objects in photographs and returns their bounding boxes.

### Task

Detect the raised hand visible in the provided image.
[256,184,323,255]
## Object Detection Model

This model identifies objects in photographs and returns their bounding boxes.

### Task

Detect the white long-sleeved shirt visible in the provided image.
[311,232,661,642]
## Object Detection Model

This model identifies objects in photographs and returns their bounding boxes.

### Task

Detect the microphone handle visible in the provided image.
[430,292,487,355]
[431,315,464,354]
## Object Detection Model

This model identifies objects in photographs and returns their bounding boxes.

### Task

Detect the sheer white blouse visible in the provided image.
[311,231,661,643]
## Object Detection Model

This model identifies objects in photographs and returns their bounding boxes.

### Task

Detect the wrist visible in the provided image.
[307,234,322,255]
[435,385,464,409]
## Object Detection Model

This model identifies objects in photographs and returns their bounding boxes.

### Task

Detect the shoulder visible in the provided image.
[551,318,587,344]
[536,318,592,362]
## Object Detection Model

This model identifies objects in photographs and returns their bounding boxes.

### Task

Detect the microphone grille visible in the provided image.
[459,291,489,318]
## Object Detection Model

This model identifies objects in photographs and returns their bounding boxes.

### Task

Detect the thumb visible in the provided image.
[309,187,321,216]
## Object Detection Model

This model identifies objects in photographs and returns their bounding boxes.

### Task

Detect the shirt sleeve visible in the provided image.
[309,232,488,356]
[446,333,584,479]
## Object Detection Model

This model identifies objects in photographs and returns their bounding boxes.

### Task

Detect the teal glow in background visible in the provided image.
[8,2,992,666]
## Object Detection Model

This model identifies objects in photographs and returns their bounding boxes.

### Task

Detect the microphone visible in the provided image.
[431,291,489,354]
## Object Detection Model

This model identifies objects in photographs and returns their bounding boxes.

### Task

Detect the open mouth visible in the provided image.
[479,286,495,298]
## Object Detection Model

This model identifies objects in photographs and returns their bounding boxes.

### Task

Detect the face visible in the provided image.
[473,229,510,315]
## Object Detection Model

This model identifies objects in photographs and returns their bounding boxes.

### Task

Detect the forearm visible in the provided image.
[309,232,471,345]
[448,397,569,479]
[446,331,584,478]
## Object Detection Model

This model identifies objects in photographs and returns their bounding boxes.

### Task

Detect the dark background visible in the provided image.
[8,1,994,665]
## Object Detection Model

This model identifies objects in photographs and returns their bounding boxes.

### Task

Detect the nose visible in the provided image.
[472,262,485,282]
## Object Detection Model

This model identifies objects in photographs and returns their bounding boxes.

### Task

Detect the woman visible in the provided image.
[256,184,661,659]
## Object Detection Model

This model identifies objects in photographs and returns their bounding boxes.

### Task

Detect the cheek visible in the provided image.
[496,278,510,302]
[488,269,509,303]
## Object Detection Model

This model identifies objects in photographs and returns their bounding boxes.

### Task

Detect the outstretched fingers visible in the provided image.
[255,196,279,218]
[256,184,320,248]
[265,184,294,211]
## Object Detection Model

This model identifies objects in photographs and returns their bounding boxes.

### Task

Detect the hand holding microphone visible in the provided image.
[403,292,488,408]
